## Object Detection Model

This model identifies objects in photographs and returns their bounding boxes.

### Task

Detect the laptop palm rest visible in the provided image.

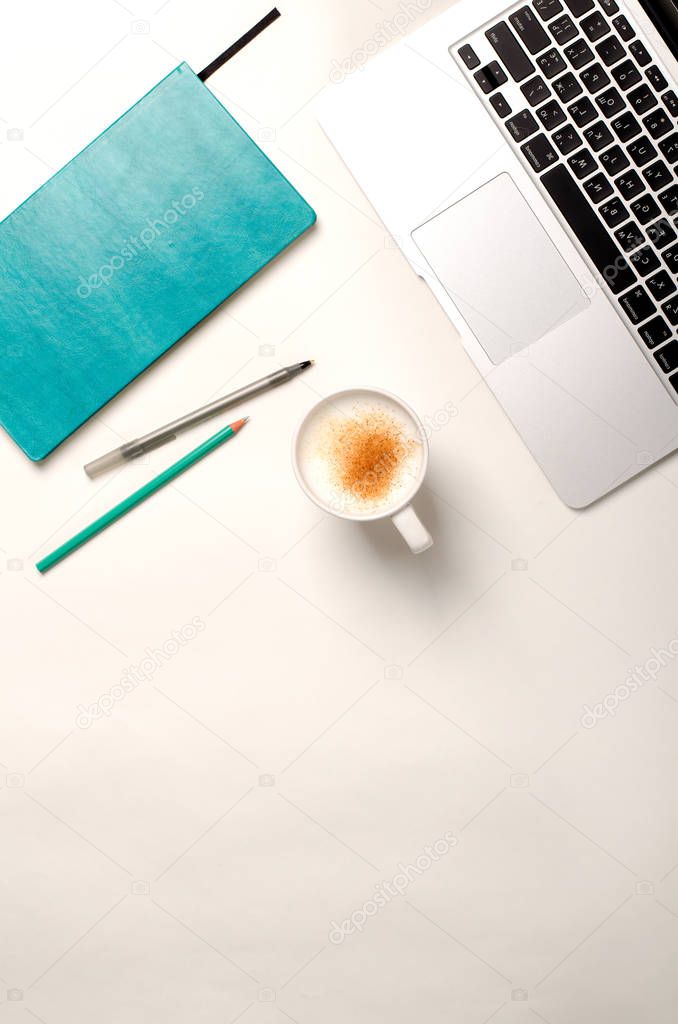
[411,173,589,365]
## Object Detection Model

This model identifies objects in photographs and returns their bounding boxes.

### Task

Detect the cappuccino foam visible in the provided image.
[298,394,424,516]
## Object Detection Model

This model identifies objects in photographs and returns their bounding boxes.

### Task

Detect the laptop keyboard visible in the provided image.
[454,0,678,400]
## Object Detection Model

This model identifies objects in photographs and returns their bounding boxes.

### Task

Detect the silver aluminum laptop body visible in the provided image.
[318,0,678,507]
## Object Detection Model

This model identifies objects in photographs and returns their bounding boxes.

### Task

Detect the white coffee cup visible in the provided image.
[292,387,433,554]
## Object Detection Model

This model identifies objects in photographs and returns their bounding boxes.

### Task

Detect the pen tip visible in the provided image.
[300,359,314,369]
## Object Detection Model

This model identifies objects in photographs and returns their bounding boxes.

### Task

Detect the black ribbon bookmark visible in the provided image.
[198,8,281,81]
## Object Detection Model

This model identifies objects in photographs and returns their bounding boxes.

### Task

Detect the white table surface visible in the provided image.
[2,1,678,1022]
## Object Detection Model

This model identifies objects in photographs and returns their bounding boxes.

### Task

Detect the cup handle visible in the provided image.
[391,504,433,554]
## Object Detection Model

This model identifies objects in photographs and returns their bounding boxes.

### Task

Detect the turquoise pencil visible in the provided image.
[36,418,248,574]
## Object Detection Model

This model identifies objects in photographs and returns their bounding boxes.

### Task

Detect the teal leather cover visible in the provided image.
[0,64,316,460]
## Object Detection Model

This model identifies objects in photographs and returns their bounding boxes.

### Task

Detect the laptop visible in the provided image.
[319,0,678,507]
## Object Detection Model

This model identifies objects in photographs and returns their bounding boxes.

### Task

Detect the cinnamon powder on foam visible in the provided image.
[319,407,417,504]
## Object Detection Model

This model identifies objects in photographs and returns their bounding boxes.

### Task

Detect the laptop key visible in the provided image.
[662,243,678,274]
[662,90,678,117]
[596,87,626,116]
[506,109,540,141]
[628,136,657,167]
[565,39,595,69]
[584,121,613,151]
[474,69,495,94]
[647,66,667,92]
[490,93,513,118]
[563,0,594,14]
[596,35,625,67]
[629,40,651,67]
[599,196,628,227]
[537,99,567,129]
[541,164,636,293]
[458,45,481,70]
[510,7,551,53]
[619,285,656,323]
[628,84,657,114]
[554,71,583,101]
[584,173,613,202]
[612,59,642,90]
[475,62,509,93]
[581,13,609,41]
[581,62,610,93]
[639,315,671,348]
[629,245,661,276]
[646,270,676,299]
[599,0,619,12]
[617,170,645,200]
[486,23,535,82]
[644,160,673,192]
[658,186,678,216]
[648,217,678,248]
[659,133,678,163]
[615,221,645,252]
[522,133,559,171]
[570,97,597,125]
[522,75,551,105]
[643,109,672,139]
[647,66,668,92]
[569,148,598,178]
[534,0,564,20]
[611,111,642,141]
[630,194,661,224]
[553,125,582,153]
[551,14,578,45]
[612,15,635,41]
[538,48,567,78]
[654,338,678,370]
[600,144,630,174]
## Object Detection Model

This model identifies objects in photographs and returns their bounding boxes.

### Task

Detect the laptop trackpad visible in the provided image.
[411,173,589,365]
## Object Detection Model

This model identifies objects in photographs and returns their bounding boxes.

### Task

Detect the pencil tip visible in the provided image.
[231,418,249,432]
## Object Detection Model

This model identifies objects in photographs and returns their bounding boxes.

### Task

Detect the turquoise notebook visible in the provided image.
[0,63,316,460]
